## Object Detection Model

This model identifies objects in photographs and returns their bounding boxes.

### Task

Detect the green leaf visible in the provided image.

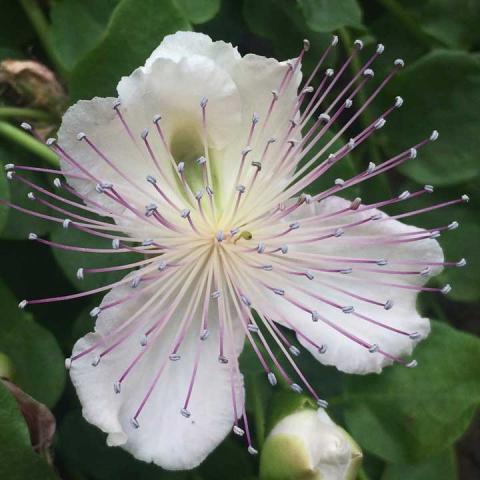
[0,382,57,480]
[298,0,363,31]
[382,449,457,480]
[174,0,221,24]
[0,0,34,50]
[0,280,65,408]
[343,321,480,463]
[383,50,480,186]
[50,224,141,291]
[50,0,120,72]
[69,0,191,101]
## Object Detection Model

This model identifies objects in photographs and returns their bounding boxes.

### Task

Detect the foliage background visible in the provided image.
[0,0,479,479]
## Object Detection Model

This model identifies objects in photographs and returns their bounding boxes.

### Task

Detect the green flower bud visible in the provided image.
[260,409,362,480]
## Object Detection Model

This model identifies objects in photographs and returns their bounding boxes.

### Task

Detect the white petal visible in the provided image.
[70,275,245,470]
[247,196,444,374]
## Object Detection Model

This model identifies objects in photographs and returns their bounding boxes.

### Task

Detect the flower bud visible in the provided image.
[260,409,362,480]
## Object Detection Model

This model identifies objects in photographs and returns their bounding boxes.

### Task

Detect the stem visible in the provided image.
[357,467,371,480]
[19,0,68,79]
[251,374,267,449]
[0,107,52,121]
[0,121,59,167]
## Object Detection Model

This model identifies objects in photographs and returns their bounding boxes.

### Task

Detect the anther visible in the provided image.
[394,58,405,68]
[363,68,374,77]
[181,208,190,218]
[91,355,101,367]
[340,268,352,274]
[305,270,314,280]
[177,162,185,173]
[354,39,364,49]
[140,128,149,139]
[409,148,417,159]
[146,174,157,184]
[210,290,221,299]
[131,418,140,429]
[326,68,334,77]
[240,295,252,307]
[430,231,441,239]
[384,299,394,310]
[441,284,452,295]
[303,38,310,51]
[251,161,262,171]
[335,178,345,186]
[252,112,260,124]
[318,344,328,354]
[248,446,258,455]
[424,184,434,193]
[461,194,470,203]
[267,137,276,144]
[206,186,214,196]
[289,222,300,230]
[53,178,62,188]
[319,113,331,123]
[153,114,162,124]
[46,137,57,146]
[281,244,288,254]
[216,231,225,242]
[195,190,203,201]
[342,306,354,314]
[302,86,314,95]
[348,138,356,149]
[399,191,410,200]
[169,353,181,361]
[291,383,303,394]
[112,239,120,249]
[271,90,279,100]
[62,218,71,229]
[351,197,362,210]
[247,324,259,333]
[114,382,121,394]
[236,184,246,193]
[376,43,385,54]
[335,228,344,237]
[158,261,167,271]
[409,332,421,340]
[375,118,386,129]
[180,408,191,418]
[406,360,418,368]
[377,258,388,266]
[368,344,379,353]
[196,156,207,166]
[331,35,339,46]
[456,258,467,267]
[257,242,265,254]
[366,162,376,174]
[430,130,439,141]
[394,96,404,108]
[112,99,121,109]
[273,288,285,296]
[90,307,101,317]
[200,329,209,341]
[76,132,86,141]
[372,213,383,221]
[18,300,27,309]
[65,358,72,370]
[344,99,353,108]
[140,335,148,346]
[233,426,245,436]
[6,171,13,180]
[131,277,141,288]
[218,355,228,364]
[300,193,312,204]
[448,221,459,230]
[289,345,301,356]
[200,96,208,108]
[143,239,154,246]
[317,399,329,409]
[267,372,277,386]
[145,203,158,216]
[262,265,273,271]
[76,268,84,280]
[311,310,320,322]
[28,233,38,241]
[4,163,14,171]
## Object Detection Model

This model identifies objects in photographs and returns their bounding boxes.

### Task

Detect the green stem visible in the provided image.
[251,375,266,449]
[0,121,59,167]
[376,0,434,51]
[19,0,68,79]
[0,107,52,121]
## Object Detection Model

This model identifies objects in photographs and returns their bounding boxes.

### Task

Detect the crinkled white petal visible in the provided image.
[70,275,245,470]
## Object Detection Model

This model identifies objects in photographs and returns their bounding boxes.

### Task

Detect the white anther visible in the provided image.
[236,184,246,193]
[247,323,259,333]
[319,113,331,123]
[376,43,385,54]
[91,355,101,367]
[384,299,394,310]
[340,268,352,274]
[351,197,362,210]
[267,372,277,386]
[76,132,86,141]
[90,307,101,317]
[114,382,121,394]
[377,258,388,266]
[424,184,434,193]
[28,233,38,241]
[335,178,345,186]
[180,408,191,418]
[302,86,314,94]
[252,112,260,124]
[375,118,386,129]
[200,329,210,341]
[311,310,320,322]
[6,171,14,180]
[448,221,459,230]
[317,398,329,409]
[441,284,452,295]
[331,35,339,46]
[305,270,314,280]
[46,137,57,147]
[271,90,279,100]
[430,130,439,141]
[76,268,84,280]
[62,218,71,229]
[342,306,354,314]
[462,194,470,202]
[131,276,141,288]
[216,231,225,242]
[65,358,72,370]
[289,222,300,230]
[112,239,120,249]
[334,228,344,237]
[233,426,245,436]
[273,288,285,296]
[257,242,265,254]
[112,99,121,109]
[20,122,32,131]
[146,175,157,184]
[344,98,353,108]
[289,345,301,357]
[354,39,364,49]
[142,239,154,247]
[368,344,379,353]
[218,355,228,364]
[140,128,149,140]
[363,68,374,77]
[399,190,410,200]
[367,162,376,174]
[196,156,206,165]
[319,344,328,354]
[409,332,421,340]
[158,261,167,271]
[27,192,35,201]
[131,418,140,429]
[4,163,14,171]
[210,290,221,299]
[206,186,214,196]
[53,177,61,188]
[406,360,418,368]
[180,208,190,218]
[262,265,273,271]
[200,96,208,108]
[291,383,303,394]
[280,244,288,254]
[169,353,181,361]
[395,96,404,108]
[409,148,417,159]
[456,258,467,267]
[326,68,334,77]
[348,138,356,149]
[140,334,148,346]
[430,231,441,239]
[300,193,312,204]
[267,137,276,144]
[153,114,162,124]
[372,213,383,221]
[303,38,310,51]
[248,446,258,455]
[177,162,185,173]
[18,299,27,310]
[394,58,405,67]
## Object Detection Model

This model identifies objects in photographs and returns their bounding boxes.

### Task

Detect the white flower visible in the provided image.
[7,31,466,469]
[260,409,362,480]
